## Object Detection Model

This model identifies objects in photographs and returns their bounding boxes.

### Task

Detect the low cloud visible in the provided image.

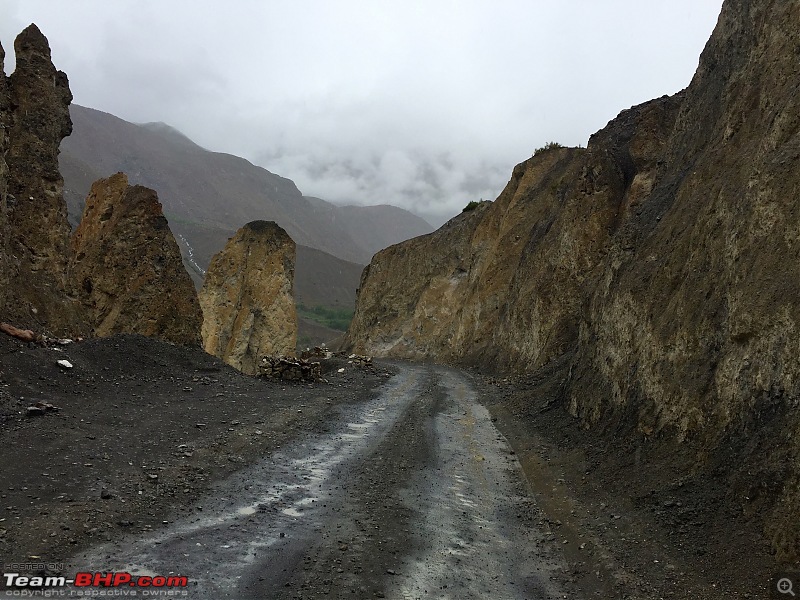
[257,141,511,226]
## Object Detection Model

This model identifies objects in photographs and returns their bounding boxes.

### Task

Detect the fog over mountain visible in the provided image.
[0,1,723,225]
[60,105,433,267]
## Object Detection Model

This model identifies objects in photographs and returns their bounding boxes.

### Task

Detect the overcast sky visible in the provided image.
[0,0,723,226]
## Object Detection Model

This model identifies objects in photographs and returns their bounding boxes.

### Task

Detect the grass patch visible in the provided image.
[297,303,354,331]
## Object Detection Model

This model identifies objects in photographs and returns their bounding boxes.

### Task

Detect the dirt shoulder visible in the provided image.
[0,333,389,574]
[474,357,779,600]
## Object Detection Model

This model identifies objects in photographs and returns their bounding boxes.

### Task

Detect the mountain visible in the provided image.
[302,196,437,261]
[59,105,433,268]
[58,104,432,345]
[345,0,800,563]
[294,245,364,309]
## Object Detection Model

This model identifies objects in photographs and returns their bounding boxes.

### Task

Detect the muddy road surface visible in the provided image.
[3,335,772,599]
[67,364,566,599]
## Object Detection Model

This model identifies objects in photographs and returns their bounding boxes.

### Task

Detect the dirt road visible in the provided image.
[66,364,566,599]
[4,335,774,599]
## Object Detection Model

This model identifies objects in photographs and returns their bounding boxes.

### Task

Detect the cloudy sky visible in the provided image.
[0,1,723,225]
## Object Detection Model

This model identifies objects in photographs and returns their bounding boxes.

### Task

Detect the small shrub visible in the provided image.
[462,200,481,213]
[533,141,565,157]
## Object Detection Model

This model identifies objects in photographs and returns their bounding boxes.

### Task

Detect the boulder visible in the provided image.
[199,221,297,375]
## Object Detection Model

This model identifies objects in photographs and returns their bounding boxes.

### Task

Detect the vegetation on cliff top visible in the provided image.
[462,200,482,213]
[532,141,565,157]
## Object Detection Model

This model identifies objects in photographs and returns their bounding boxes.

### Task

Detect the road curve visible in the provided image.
[68,364,567,599]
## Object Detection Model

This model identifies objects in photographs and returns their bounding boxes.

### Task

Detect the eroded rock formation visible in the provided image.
[70,173,202,345]
[0,24,83,333]
[199,221,297,375]
[0,25,203,344]
[345,0,800,561]
[346,93,682,371]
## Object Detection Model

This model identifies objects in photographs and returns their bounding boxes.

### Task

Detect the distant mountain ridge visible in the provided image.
[59,104,433,268]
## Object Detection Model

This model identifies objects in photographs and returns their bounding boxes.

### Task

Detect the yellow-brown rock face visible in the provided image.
[199,221,297,375]
[70,173,202,345]
[345,0,800,561]
[345,94,681,370]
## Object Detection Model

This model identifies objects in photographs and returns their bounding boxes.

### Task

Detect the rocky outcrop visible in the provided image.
[70,173,202,345]
[346,93,682,370]
[345,0,800,561]
[199,221,297,375]
[570,0,800,562]
[0,25,212,347]
[3,24,80,332]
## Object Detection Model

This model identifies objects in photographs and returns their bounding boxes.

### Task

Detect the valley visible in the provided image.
[1,0,798,597]
[58,104,434,347]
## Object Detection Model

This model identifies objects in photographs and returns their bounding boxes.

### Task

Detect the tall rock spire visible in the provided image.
[4,23,82,334]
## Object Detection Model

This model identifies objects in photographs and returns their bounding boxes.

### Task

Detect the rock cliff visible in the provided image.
[70,173,202,345]
[345,0,800,561]
[346,92,682,371]
[0,24,84,333]
[199,221,297,375]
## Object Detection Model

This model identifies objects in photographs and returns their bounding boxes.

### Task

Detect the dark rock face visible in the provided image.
[346,0,800,561]
[1,24,82,333]
[70,173,202,345]
[571,0,800,562]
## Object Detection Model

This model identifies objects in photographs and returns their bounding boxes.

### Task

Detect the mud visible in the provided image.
[62,364,566,599]
[2,333,775,599]
[0,334,388,580]
[481,355,781,600]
